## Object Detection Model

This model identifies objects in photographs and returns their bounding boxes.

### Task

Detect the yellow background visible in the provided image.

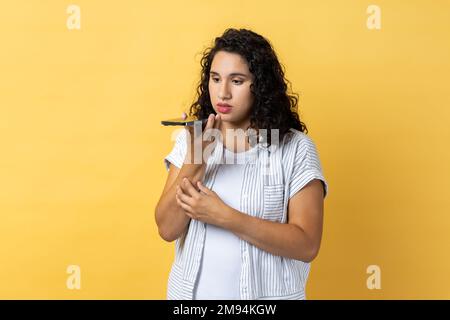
[1,0,449,299]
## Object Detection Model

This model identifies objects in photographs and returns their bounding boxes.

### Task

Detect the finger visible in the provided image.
[208,114,221,144]
[181,112,187,120]
[213,113,221,130]
[196,181,210,195]
[204,113,216,131]
[184,211,194,219]
[176,193,183,207]
[178,180,189,196]
[180,178,201,198]
[176,185,195,206]
[176,194,194,214]
[178,200,192,213]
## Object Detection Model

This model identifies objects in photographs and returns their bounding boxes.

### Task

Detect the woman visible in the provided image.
[155,28,328,300]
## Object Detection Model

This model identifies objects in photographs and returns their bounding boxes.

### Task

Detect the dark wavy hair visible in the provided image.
[188,28,308,147]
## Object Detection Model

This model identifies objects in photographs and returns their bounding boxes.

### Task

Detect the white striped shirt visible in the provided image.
[163,128,329,300]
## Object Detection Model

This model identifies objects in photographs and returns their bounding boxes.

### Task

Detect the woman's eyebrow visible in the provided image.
[210,71,248,78]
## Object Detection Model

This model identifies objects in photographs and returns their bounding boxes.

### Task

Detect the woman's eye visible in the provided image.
[210,77,242,84]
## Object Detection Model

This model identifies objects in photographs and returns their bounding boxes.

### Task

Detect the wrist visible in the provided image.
[220,205,243,232]
[179,163,205,185]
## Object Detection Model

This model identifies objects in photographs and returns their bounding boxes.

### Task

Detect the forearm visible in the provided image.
[156,164,205,242]
[222,207,318,262]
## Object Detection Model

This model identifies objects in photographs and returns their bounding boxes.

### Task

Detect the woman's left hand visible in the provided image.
[176,177,231,227]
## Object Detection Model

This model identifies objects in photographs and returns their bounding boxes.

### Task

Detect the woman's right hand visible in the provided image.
[182,112,221,165]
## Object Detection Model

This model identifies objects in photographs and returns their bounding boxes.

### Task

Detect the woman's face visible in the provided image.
[208,51,254,126]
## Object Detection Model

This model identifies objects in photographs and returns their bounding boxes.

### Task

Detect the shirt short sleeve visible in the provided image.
[289,135,329,199]
[164,129,187,171]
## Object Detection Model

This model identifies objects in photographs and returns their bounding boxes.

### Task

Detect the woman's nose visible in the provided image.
[218,83,231,100]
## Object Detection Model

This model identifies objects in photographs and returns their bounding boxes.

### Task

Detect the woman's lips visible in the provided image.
[217,103,232,113]
[218,106,232,113]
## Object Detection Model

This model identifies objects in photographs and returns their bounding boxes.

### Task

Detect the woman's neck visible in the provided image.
[219,119,253,153]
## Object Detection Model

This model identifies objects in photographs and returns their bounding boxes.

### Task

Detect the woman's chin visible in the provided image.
[216,113,231,121]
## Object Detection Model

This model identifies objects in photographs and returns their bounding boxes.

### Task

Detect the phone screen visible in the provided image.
[161,117,207,126]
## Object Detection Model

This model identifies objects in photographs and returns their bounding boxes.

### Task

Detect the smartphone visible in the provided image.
[161,116,208,126]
